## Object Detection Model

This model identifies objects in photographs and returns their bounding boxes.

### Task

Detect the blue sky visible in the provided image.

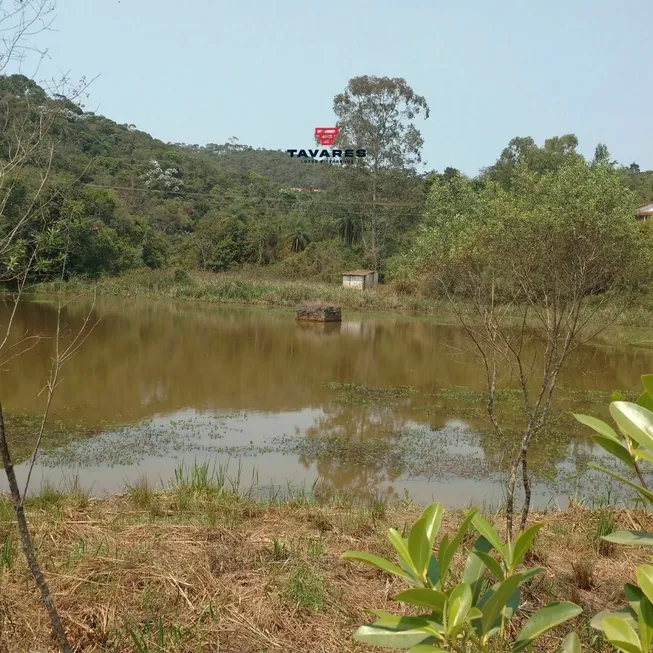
[18,0,653,175]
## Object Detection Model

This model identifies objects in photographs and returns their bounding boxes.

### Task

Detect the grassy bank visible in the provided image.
[29,269,653,336]
[31,269,445,316]
[1,468,651,652]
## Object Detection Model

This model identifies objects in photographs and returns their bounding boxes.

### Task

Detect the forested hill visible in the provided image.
[0,74,359,280]
[175,143,334,190]
[1,73,652,285]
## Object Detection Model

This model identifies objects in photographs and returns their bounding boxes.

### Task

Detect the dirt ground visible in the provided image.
[1,489,651,652]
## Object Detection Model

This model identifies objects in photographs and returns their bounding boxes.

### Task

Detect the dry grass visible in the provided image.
[1,492,652,652]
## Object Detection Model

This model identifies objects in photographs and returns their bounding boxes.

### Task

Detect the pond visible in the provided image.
[1,296,652,507]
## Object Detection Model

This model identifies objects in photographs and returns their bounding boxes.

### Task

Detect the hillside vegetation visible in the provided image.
[1,73,652,290]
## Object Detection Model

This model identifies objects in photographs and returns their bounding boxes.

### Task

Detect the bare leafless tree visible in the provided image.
[0,2,99,651]
[424,161,646,538]
[445,270,626,537]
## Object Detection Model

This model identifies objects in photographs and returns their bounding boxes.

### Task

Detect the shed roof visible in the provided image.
[342,269,376,276]
[638,202,653,215]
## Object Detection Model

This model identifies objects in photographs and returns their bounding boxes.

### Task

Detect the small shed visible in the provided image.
[342,269,378,290]
[637,202,653,220]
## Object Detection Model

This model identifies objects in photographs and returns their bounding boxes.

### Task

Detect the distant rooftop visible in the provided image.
[342,269,376,276]
[638,202,653,215]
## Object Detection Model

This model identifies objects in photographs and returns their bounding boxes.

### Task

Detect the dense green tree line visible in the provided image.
[0,73,651,285]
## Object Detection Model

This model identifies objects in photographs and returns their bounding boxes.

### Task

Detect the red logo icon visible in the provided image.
[314,127,339,146]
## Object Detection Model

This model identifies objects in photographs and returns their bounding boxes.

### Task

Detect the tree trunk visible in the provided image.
[0,402,72,653]
[371,163,378,269]
[520,454,532,531]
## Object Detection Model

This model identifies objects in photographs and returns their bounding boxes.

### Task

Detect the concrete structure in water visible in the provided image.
[342,269,378,290]
[295,301,342,322]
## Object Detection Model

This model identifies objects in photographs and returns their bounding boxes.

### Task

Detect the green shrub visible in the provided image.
[173,268,191,283]
[342,502,581,650]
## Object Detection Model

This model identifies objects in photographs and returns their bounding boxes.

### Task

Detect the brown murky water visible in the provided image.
[1,296,652,507]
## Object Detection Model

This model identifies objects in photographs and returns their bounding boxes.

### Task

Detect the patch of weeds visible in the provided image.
[594,509,616,556]
[307,538,325,558]
[127,614,184,652]
[42,416,228,468]
[26,481,64,510]
[2,412,100,466]
[126,477,156,509]
[523,543,547,566]
[173,459,242,498]
[278,423,491,482]
[338,510,375,538]
[174,268,191,284]
[269,538,291,562]
[284,563,326,612]
[307,511,333,534]
[0,532,14,570]
[571,559,594,590]
[66,536,88,568]
[548,521,570,538]
[64,476,90,509]
[325,382,417,410]
[0,497,13,523]
[370,494,387,522]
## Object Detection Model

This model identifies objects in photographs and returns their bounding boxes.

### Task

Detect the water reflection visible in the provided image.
[0,296,651,506]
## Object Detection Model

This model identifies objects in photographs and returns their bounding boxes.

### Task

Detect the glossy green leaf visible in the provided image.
[510,523,544,571]
[610,402,653,451]
[473,550,505,581]
[353,624,435,649]
[625,581,648,645]
[366,610,442,631]
[637,391,653,413]
[447,583,472,631]
[613,392,626,402]
[633,448,653,464]
[572,413,619,441]
[625,582,645,613]
[481,573,523,635]
[436,533,449,585]
[602,616,642,653]
[602,530,653,546]
[409,516,432,580]
[388,528,416,574]
[587,464,653,505]
[502,587,520,624]
[641,375,653,400]
[471,513,506,559]
[341,552,414,582]
[638,595,653,652]
[519,566,546,586]
[636,566,653,605]
[420,503,444,550]
[366,610,428,624]
[556,631,581,653]
[408,646,447,652]
[393,588,447,614]
[511,602,583,652]
[438,509,478,586]
[427,555,440,588]
[591,608,638,631]
[593,435,636,470]
[463,537,492,602]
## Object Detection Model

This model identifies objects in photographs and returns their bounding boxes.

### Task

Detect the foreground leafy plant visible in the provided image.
[573,374,653,546]
[342,502,581,651]
[574,374,653,651]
